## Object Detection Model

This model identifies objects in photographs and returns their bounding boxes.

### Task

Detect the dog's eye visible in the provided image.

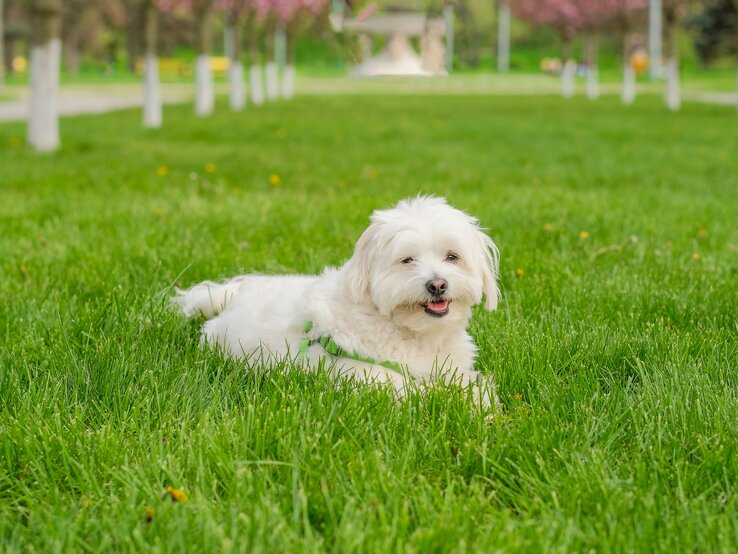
[401,257,414,264]
[445,253,459,263]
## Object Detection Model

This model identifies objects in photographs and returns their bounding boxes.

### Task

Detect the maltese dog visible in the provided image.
[173,196,500,407]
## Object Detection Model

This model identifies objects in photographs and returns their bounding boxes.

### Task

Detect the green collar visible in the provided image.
[299,321,405,375]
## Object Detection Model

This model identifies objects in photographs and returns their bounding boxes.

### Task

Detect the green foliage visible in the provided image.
[1,94,737,552]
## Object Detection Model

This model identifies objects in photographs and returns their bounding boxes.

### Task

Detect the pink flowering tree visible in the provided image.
[514,0,585,97]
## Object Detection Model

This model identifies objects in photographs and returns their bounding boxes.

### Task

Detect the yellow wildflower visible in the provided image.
[515,268,525,278]
[145,506,155,522]
[513,393,523,401]
[542,223,553,232]
[164,486,188,503]
[269,174,281,186]
[691,252,701,261]
[156,166,169,177]
[579,231,590,240]
[205,163,217,174]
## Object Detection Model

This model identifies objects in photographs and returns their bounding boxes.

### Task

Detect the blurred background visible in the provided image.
[2,0,737,151]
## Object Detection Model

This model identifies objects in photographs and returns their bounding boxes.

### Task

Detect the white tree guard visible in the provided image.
[665,58,680,111]
[28,38,61,152]
[229,61,245,111]
[586,66,599,100]
[143,53,162,128]
[281,64,295,100]
[250,65,265,106]
[622,64,636,105]
[265,61,279,101]
[195,54,214,116]
[497,1,510,72]
[560,60,575,99]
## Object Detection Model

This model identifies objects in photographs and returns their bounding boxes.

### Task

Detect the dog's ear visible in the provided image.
[477,229,500,311]
[343,219,381,303]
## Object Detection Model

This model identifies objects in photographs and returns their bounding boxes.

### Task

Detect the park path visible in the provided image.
[0,84,192,122]
[0,77,735,121]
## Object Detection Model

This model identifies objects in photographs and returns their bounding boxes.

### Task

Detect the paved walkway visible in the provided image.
[0,77,735,122]
[0,84,192,122]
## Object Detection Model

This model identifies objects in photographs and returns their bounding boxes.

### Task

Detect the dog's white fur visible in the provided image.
[173,196,500,404]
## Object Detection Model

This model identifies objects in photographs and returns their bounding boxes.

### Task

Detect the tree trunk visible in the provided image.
[126,1,142,74]
[663,10,680,111]
[142,1,161,128]
[247,18,265,106]
[28,0,62,152]
[622,32,636,105]
[0,0,5,87]
[560,35,574,99]
[648,0,662,78]
[65,37,81,73]
[497,0,510,72]
[281,29,295,100]
[585,32,598,100]
[226,10,245,111]
[264,23,279,101]
[194,1,214,116]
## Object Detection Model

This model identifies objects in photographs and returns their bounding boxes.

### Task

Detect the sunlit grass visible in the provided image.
[1,94,737,552]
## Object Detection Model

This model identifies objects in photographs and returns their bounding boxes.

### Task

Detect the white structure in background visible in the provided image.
[648,0,662,79]
[195,55,214,115]
[28,0,62,152]
[497,0,510,72]
[622,63,636,104]
[142,53,162,126]
[584,35,598,100]
[560,60,575,99]
[250,65,265,105]
[224,18,246,111]
[281,65,296,99]
[665,59,680,111]
[28,38,61,151]
[229,61,245,110]
[265,61,279,99]
[332,11,449,76]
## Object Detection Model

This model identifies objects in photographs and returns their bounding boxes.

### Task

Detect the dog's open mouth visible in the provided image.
[423,299,450,317]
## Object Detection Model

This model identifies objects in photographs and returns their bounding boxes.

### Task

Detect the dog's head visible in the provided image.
[344,196,499,333]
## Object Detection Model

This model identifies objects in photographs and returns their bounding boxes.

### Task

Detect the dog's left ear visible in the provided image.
[343,219,381,303]
[477,229,500,311]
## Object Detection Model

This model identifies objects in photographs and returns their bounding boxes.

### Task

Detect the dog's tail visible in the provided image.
[171,277,245,318]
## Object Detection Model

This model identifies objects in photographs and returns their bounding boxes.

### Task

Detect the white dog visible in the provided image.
[173,196,500,406]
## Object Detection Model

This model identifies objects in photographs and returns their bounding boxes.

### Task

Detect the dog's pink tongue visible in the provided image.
[427,300,449,312]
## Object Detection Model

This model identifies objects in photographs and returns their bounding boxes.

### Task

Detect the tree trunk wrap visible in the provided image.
[28,0,62,151]
[585,33,598,100]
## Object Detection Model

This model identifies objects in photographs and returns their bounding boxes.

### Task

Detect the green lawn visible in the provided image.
[1,95,737,552]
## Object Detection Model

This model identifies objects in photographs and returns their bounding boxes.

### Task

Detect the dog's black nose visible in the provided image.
[426,278,448,296]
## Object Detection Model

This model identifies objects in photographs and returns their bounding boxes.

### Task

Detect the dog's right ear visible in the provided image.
[343,219,381,303]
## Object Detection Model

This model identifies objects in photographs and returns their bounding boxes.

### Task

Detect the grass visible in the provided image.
[1,94,737,552]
